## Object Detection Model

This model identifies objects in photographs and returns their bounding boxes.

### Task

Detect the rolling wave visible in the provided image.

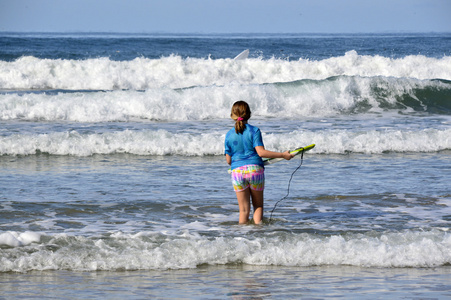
[1,76,450,122]
[1,51,450,91]
[1,128,449,156]
[1,230,450,272]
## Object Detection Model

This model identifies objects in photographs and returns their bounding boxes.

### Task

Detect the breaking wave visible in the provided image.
[1,128,450,156]
[1,51,450,91]
[1,229,450,272]
[1,76,450,123]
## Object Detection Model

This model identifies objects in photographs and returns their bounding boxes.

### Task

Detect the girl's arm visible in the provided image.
[226,154,232,165]
[255,146,293,160]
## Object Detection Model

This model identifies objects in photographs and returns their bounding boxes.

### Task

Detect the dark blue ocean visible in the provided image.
[1,32,451,299]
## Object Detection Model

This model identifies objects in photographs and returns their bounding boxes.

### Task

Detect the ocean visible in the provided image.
[1,32,450,299]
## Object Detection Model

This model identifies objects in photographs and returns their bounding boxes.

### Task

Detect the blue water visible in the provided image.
[1,32,450,61]
[1,32,451,298]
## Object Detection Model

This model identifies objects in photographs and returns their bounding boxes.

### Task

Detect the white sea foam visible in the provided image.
[0,52,450,90]
[1,128,449,156]
[0,88,233,122]
[0,231,41,247]
[1,230,449,272]
[1,76,449,122]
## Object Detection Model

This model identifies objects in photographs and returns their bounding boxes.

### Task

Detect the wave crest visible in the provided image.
[1,230,450,272]
[1,76,450,123]
[1,128,450,156]
[1,52,450,90]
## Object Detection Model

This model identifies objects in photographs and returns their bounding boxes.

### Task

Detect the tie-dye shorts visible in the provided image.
[231,165,265,192]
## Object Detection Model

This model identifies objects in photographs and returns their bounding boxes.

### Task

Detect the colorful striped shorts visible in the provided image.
[231,165,265,192]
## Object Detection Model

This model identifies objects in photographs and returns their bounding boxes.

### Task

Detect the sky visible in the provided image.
[0,0,450,34]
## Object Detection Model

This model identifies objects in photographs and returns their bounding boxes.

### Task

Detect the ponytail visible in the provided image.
[235,117,246,134]
[231,101,251,134]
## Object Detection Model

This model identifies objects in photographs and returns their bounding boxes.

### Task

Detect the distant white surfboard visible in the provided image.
[234,49,249,60]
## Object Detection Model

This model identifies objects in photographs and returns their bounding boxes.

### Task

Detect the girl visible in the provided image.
[224,101,293,224]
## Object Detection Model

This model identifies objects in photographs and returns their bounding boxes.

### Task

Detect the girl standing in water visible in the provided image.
[225,101,293,224]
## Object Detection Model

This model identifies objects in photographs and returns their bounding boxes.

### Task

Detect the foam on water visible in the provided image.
[1,127,450,156]
[1,52,450,90]
[0,231,41,247]
[1,76,450,123]
[1,229,450,272]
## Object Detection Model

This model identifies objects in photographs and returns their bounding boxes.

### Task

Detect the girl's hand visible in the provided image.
[282,151,294,160]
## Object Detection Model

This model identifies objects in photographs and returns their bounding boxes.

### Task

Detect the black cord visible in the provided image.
[269,149,304,223]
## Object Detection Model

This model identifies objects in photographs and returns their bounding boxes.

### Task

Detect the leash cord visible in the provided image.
[269,149,304,222]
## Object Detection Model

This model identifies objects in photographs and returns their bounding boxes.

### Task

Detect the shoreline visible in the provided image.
[1,265,450,299]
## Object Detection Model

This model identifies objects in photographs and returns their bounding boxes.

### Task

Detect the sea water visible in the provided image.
[0,32,451,298]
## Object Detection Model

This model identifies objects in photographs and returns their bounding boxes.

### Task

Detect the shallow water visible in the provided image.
[1,153,450,272]
[1,266,451,299]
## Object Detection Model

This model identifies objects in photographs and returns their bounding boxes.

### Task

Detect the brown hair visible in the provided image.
[231,101,251,134]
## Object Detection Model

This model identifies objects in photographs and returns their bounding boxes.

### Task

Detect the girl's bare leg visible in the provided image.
[236,188,251,224]
[250,189,264,224]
